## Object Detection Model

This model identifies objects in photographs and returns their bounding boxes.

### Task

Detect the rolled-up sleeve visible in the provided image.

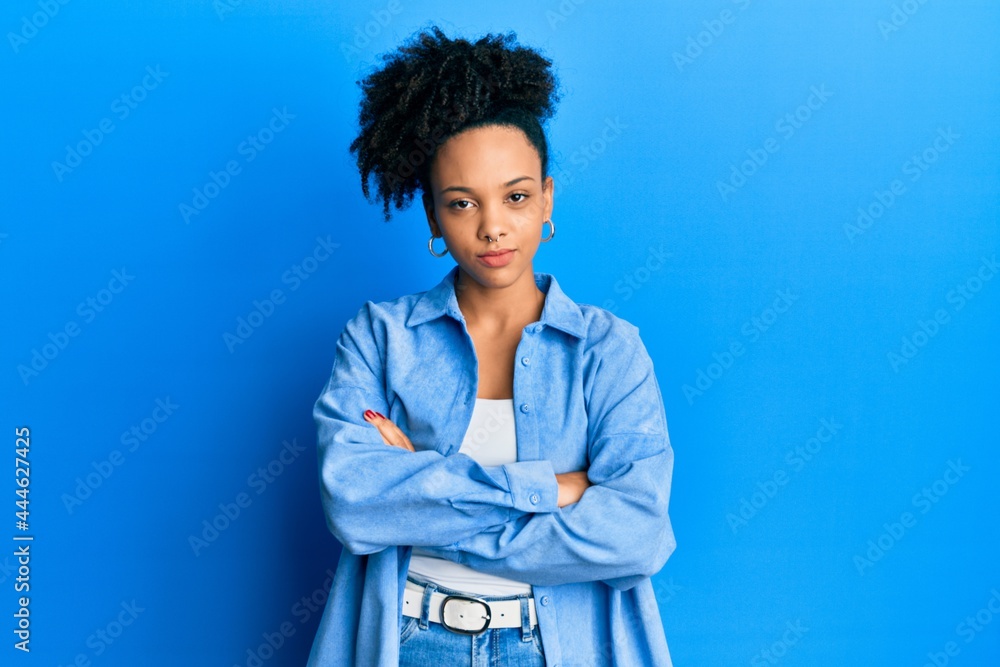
[421,331,675,591]
[315,303,560,556]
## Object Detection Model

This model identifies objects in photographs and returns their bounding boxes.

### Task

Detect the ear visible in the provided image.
[542,175,555,221]
[423,191,440,236]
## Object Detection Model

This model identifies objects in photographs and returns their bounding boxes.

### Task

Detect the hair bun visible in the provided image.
[350,25,561,221]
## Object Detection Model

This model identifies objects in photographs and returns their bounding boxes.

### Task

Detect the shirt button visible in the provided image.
[520,403,530,413]
[533,325,542,333]
[529,493,540,505]
[521,356,530,366]
[540,595,550,606]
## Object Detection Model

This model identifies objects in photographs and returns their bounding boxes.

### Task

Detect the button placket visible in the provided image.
[513,322,541,463]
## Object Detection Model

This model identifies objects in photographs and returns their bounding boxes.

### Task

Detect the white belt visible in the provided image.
[402,579,537,632]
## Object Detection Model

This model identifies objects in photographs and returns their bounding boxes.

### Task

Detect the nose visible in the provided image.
[478,205,508,244]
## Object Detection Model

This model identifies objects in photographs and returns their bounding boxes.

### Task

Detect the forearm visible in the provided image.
[319,440,560,555]
[422,446,675,590]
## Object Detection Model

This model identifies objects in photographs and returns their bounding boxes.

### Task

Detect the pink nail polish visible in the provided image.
[375,412,386,419]
[364,410,375,420]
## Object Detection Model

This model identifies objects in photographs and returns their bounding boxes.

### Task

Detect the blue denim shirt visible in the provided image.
[307,265,676,666]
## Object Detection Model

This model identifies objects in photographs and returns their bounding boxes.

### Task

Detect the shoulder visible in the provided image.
[573,301,647,360]
[541,272,645,353]
[340,290,421,337]
[339,276,449,347]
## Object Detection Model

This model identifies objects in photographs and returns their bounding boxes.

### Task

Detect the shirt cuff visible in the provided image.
[501,460,559,513]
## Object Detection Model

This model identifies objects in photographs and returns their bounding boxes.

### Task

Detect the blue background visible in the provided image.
[2,0,998,664]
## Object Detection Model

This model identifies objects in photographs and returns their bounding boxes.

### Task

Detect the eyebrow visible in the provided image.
[439,176,535,196]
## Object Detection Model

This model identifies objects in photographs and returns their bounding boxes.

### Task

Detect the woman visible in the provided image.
[308,26,676,666]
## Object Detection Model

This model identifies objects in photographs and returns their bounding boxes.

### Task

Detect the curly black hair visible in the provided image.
[349,25,561,221]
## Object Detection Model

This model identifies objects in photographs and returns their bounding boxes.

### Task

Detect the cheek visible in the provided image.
[512,210,541,232]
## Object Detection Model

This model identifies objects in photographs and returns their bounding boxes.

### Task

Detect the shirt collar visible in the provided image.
[406,265,587,339]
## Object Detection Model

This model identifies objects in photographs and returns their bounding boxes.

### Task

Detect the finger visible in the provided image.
[376,417,416,451]
[363,410,392,444]
[364,411,415,451]
[364,411,398,446]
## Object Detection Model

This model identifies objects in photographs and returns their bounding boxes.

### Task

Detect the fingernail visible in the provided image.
[364,410,375,420]
[374,412,386,419]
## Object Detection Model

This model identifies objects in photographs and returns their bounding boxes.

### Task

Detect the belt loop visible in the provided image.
[519,594,531,641]
[418,582,438,630]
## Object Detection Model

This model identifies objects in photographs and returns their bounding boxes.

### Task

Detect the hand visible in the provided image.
[555,471,591,508]
[363,409,415,452]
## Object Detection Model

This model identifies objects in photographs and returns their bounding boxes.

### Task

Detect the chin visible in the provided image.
[462,263,522,286]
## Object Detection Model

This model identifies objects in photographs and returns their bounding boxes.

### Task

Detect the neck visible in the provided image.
[454,267,546,332]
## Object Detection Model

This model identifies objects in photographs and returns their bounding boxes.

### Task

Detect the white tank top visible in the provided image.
[406,398,533,596]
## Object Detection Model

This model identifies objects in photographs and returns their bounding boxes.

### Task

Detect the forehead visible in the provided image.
[431,125,540,183]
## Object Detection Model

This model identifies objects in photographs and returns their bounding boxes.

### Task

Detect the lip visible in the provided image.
[477,249,515,268]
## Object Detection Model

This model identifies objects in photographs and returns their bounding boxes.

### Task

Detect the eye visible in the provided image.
[448,199,474,210]
[509,192,530,203]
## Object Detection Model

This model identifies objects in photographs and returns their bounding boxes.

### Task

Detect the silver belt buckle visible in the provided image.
[439,594,492,635]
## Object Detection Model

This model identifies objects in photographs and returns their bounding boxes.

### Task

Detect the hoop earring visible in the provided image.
[428,235,449,257]
[540,219,555,243]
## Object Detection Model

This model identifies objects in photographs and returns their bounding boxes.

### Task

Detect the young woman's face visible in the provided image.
[424,124,553,291]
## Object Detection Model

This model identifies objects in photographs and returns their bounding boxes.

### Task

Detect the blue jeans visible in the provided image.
[399,577,546,667]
